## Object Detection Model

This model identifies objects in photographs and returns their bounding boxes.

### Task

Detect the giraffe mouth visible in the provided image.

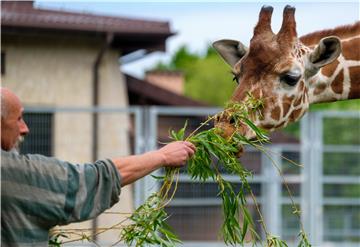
[214,122,247,157]
[214,113,254,157]
[214,111,256,139]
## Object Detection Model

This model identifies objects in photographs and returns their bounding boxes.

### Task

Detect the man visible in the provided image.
[1,87,196,246]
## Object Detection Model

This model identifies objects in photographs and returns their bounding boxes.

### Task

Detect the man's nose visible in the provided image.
[20,119,29,135]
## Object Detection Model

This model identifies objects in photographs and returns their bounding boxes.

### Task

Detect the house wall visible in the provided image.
[1,34,133,243]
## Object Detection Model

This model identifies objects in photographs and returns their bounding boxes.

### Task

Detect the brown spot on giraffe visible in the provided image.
[349,66,360,99]
[342,38,360,61]
[293,82,305,107]
[271,106,281,121]
[289,108,303,122]
[331,69,344,94]
[321,59,339,77]
[282,102,291,117]
[314,83,327,95]
[282,94,294,116]
[252,87,262,99]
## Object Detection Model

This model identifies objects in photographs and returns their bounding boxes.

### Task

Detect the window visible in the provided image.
[21,113,53,156]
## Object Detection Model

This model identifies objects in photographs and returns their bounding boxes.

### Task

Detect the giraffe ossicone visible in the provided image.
[214,5,360,139]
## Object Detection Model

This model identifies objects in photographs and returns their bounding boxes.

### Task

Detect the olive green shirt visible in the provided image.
[1,150,122,247]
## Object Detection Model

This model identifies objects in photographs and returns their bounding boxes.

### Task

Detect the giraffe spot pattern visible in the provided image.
[271,106,281,121]
[293,95,303,107]
[331,69,344,94]
[342,38,360,61]
[314,83,327,95]
[252,87,262,99]
[349,66,360,99]
[282,102,291,117]
[289,108,303,122]
[321,59,339,77]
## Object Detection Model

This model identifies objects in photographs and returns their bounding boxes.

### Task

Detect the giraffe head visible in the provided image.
[213,5,342,139]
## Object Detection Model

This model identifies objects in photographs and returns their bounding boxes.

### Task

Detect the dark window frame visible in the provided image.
[21,113,54,156]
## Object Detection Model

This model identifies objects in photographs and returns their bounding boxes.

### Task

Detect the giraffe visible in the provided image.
[213,5,360,139]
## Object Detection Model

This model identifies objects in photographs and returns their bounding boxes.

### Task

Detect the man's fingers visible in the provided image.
[181,142,195,156]
[184,145,195,157]
[183,141,196,152]
[161,141,196,167]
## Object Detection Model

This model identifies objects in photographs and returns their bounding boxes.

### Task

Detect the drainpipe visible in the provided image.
[91,32,114,241]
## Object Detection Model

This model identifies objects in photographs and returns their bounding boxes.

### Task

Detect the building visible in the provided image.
[1,1,203,243]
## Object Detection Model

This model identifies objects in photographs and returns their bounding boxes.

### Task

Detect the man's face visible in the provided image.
[1,93,29,151]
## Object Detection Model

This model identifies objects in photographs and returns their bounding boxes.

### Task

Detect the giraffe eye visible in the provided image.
[280,72,301,86]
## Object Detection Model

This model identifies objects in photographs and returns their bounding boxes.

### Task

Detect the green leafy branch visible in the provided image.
[50,93,311,247]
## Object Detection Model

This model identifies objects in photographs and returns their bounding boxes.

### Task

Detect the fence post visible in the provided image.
[142,107,161,198]
[301,112,323,245]
[133,107,147,208]
[261,146,282,237]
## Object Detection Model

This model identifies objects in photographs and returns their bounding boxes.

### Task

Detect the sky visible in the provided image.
[36,1,359,78]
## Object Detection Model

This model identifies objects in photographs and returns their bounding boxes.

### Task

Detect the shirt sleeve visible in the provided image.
[60,158,122,225]
[1,150,122,226]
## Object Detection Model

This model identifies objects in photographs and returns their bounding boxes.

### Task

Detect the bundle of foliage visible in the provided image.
[120,94,312,247]
[49,94,312,246]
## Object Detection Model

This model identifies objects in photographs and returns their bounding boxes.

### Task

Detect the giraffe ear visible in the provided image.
[309,36,341,68]
[212,39,248,67]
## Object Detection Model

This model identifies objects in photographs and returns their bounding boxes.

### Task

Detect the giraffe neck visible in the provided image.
[306,29,360,104]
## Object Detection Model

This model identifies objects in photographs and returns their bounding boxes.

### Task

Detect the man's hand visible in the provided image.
[157,141,196,167]
[113,141,196,186]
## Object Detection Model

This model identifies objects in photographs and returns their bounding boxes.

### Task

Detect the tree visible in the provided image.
[154,45,236,106]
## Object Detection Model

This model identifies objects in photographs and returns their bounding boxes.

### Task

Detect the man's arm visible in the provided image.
[112,141,196,186]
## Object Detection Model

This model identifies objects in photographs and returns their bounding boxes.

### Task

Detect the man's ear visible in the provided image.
[309,36,341,68]
[212,39,248,68]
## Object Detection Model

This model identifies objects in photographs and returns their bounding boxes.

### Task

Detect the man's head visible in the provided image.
[1,88,29,151]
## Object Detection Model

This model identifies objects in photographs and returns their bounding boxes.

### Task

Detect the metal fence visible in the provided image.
[22,107,359,247]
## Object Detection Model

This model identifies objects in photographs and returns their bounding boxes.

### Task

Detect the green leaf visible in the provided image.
[151,174,165,180]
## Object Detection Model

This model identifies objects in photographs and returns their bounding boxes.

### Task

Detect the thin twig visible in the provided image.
[186,115,215,140]
[248,188,269,237]
[253,144,307,234]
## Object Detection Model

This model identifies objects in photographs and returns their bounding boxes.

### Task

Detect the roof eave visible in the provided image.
[1,25,175,54]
